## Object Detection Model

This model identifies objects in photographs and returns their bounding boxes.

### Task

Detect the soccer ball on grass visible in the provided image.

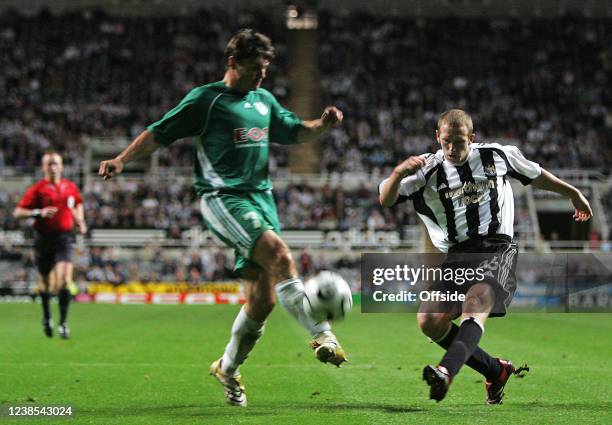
[303,271,353,322]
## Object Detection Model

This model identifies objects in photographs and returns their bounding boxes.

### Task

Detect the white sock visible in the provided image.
[275,278,331,337]
[221,306,265,376]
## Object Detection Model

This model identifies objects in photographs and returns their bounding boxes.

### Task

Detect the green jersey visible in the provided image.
[148,81,303,195]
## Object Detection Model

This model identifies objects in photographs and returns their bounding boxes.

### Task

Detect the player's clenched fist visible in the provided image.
[98,158,124,180]
[571,192,593,222]
[321,106,343,126]
[393,155,427,178]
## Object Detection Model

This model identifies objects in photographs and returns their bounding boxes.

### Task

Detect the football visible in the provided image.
[303,271,353,321]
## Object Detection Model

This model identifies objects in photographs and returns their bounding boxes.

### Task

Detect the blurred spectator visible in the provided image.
[210,252,235,281]
[1,177,533,233]
[299,249,314,278]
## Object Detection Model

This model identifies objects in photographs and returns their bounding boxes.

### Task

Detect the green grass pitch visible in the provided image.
[0,304,611,424]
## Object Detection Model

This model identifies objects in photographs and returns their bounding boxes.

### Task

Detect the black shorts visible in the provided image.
[34,232,74,275]
[428,234,518,317]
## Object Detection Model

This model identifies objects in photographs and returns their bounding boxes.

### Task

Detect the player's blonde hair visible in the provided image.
[41,149,62,164]
[438,109,473,134]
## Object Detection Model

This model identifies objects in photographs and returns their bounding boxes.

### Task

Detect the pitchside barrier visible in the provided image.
[80,291,247,305]
[79,281,245,305]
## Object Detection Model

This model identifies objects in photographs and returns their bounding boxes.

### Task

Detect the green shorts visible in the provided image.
[199,190,281,275]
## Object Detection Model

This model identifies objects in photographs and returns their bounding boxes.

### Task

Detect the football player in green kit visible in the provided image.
[99,29,345,407]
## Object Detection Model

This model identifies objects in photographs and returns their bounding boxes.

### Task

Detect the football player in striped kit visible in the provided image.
[379,109,592,403]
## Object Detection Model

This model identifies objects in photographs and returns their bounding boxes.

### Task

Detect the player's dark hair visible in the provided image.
[224,29,275,62]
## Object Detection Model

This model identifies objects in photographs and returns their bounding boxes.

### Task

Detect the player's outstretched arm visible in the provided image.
[532,168,593,222]
[98,130,161,180]
[297,106,343,143]
[379,156,427,207]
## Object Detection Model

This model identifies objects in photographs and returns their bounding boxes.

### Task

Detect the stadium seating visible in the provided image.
[0,7,609,292]
[317,13,611,174]
[1,9,609,173]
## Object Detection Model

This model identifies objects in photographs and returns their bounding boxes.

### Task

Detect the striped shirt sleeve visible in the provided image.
[378,154,431,205]
[494,144,542,185]
[398,170,427,197]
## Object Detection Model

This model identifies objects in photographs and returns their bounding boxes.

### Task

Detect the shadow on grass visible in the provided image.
[513,401,612,410]
[264,402,425,414]
[77,402,425,418]
[76,400,612,420]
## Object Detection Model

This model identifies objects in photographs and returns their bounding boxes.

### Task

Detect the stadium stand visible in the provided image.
[317,12,611,174]
[0,7,291,172]
[0,4,610,293]
[1,9,609,173]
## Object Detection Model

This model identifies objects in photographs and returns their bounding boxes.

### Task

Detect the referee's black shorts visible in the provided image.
[34,231,74,275]
[429,234,519,317]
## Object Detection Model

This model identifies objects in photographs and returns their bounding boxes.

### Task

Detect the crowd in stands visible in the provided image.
[1,239,607,293]
[317,13,611,174]
[1,177,536,251]
[74,245,357,287]
[0,180,418,232]
[1,8,609,175]
[0,7,290,172]
[0,7,609,296]
[0,242,358,288]
[74,246,237,285]
[0,7,601,289]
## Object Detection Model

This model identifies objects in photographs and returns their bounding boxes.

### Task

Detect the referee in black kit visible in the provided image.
[379,109,592,404]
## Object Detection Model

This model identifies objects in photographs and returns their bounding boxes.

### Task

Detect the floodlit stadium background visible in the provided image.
[0,0,610,309]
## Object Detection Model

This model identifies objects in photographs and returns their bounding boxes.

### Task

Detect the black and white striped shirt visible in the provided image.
[380,143,541,252]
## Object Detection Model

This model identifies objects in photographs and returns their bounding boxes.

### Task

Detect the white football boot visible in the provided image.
[210,358,247,407]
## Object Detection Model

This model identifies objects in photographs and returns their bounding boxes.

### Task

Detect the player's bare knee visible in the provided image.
[463,293,481,307]
[464,284,494,312]
[53,277,67,291]
[417,312,449,339]
[270,249,295,279]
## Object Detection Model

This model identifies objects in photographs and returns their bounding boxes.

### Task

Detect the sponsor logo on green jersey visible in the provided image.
[233,127,269,144]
